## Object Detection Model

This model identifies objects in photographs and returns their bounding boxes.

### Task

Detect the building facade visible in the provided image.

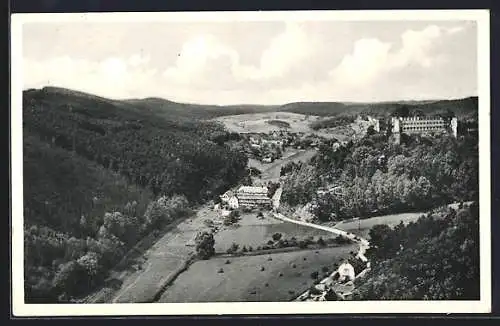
[236,186,272,209]
[391,116,458,143]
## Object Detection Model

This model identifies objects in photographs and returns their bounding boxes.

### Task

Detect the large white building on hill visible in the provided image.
[391,116,458,143]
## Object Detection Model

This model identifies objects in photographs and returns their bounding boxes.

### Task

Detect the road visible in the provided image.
[272,212,370,260]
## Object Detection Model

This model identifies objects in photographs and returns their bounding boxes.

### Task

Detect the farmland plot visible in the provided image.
[159,245,356,303]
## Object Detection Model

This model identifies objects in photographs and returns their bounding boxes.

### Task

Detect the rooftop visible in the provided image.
[237,186,268,194]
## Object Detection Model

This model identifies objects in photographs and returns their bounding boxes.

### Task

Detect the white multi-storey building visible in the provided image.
[391,116,458,143]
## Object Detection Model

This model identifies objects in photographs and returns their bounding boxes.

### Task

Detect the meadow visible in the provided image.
[159,244,356,302]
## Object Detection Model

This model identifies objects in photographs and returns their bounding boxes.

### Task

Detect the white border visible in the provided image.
[11,10,491,316]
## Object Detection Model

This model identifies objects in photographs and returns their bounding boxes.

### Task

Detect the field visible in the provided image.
[213,112,322,134]
[158,245,357,302]
[214,212,335,253]
[248,149,317,182]
[334,212,426,238]
[109,206,217,303]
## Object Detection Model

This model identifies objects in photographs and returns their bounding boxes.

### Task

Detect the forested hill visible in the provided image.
[353,203,479,300]
[279,97,478,118]
[28,87,478,120]
[23,87,248,302]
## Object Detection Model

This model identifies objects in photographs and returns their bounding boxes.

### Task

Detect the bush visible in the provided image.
[242,246,248,253]
[223,212,240,226]
[335,235,350,245]
[226,243,239,254]
[272,233,283,242]
[298,241,308,249]
[317,237,326,247]
[288,237,298,247]
[248,246,253,252]
[310,271,319,280]
[267,240,275,246]
[195,231,215,260]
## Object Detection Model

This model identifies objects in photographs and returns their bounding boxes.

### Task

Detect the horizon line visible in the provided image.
[23,86,478,108]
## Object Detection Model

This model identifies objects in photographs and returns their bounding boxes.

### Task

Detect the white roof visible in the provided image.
[238,186,268,194]
[338,262,355,277]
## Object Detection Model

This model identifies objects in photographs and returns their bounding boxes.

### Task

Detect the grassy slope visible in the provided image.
[159,245,356,302]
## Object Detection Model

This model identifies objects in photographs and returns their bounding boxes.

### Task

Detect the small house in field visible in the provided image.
[337,261,355,282]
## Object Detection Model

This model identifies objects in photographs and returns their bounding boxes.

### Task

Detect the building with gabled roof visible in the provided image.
[236,186,271,209]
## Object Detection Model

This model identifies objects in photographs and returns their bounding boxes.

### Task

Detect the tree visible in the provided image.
[272,233,283,242]
[392,105,410,117]
[52,260,86,298]
[195,231,215,260]
[77,252,101,276]
[227,242,239,254]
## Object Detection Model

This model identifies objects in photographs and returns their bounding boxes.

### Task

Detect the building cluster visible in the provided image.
[219,186,272,211]
[247,133,287,163]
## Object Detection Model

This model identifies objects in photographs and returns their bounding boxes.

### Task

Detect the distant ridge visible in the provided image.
[23,86,478,120]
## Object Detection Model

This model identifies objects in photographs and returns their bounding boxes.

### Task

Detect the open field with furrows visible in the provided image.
[158,244,357,303]
[109,206,217,303]
[213,213,335,253]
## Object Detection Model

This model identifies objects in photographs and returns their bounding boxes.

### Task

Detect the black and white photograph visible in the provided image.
[11,9,491,316]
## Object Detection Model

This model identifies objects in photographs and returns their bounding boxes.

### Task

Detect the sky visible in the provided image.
[21,19,478,105]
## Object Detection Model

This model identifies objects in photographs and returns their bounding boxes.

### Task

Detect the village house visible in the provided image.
[337,260,356,283]
[219,190,239,210]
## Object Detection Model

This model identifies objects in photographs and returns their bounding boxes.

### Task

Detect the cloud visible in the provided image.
[23,54,158,98]
[162,22,319,89]
[446,26,465,35]
[329,38,392,86]
[328,24,460,92]
[22,21,475,105]
[162,34,239,87]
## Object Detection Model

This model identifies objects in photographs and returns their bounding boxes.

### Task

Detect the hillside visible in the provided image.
[22,87,249,302]
[353,203,479,300]
[32,87,478,121]
[280,97,478,119]
[124,98,278,120]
